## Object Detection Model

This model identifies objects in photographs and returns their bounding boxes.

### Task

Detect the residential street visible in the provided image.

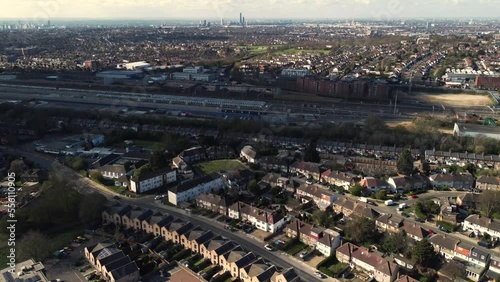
[8,147,332,282]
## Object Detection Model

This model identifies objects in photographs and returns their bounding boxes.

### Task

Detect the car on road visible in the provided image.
[427,229,435,235]
[314,271,325,278]
[77,236,88,241]
[264,244,275,251]
[438,226,450,233]
[410,194,418,199]
[112,195,120,200]
[415,217,424,223]
[63,246,73,252]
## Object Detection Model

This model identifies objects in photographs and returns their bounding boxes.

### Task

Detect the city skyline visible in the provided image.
[2,0,500,21]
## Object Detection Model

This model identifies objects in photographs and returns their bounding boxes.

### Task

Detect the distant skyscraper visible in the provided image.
[47,20,50,27]
[220,18,224,25]
[242,17,245,26]
[240,12,243,24]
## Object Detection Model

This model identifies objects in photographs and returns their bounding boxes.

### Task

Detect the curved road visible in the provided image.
[8,146,329,282]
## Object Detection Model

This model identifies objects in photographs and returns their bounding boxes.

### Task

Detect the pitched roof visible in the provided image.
[401,223,427,239]
[109,261,139,280]
[196,193,229,207]
[170,173,220,193]
[476,175,500,185]
[428,234,460,251]
[465,214,500,232]
[396,275,419,282]
[376,214,403,229]
[241,145,257,159]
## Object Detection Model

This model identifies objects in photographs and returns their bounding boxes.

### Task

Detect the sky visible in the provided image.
[1,0,500,20]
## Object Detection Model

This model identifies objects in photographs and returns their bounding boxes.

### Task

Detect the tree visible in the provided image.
[312,210,333,228]
[89,170,104,183]
[376,190,388,200]
[479,190,500,218]
[411,239,436,267]
[304,141,320,163]
[397,149,414,176]
[381,231,407,254]
[350,183,363,197]
[149,149,167,171]
[345,217,379,245]
[18,231,51,262]
[78,193,107,225]
[248,179,259,194]
[9,159,27,177]
[71,157,87,171]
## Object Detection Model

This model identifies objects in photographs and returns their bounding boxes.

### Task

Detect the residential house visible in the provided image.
[321,170,358,190]
[178,146,206,164]
[475,176,500,191]
[454,242,487,281]
[376,214,404,233]
[485,255,500,281]
[270,268,300,282]
[463,214,500,240]
[160,218,185,242]
[332,198,356,218]
[352,203,380,220]
[172,156,188,173]
[240,145,258,164]
[102,204,133,226]
[221,169,255,190]
[106,261,140,282]
[396,275,419,282]
[336,242,399,282]
[401,222,427,241]
[195,193,229,215]
[228,202,286,233]
[239,258,277,282]
[296,184,337,210]
[316,230,342,257]
[167,173,224,206]
[183,229,215,253]
[259,156,288,173]
[429,234,460,260]
[387,175,431,193]
[85,242,115,266]
[290,162,323,180]
[469,247,490,267]
[226,251,257,278]
[456,193,481,210]
[141,212,165,235]
[360,177,390,192]
[259,173,281,188]
[151,215,175,237]
[20,169,48,183]
[429,173,474,190]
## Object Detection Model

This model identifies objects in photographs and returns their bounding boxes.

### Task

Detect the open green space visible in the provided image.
[273,48,332,55]
[196,160,245,174]
[130,140,164,150]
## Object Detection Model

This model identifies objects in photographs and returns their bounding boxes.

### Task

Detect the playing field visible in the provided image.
[417,93,494,107]
[196,159,246,174]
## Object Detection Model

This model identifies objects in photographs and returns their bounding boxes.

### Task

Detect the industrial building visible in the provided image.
[96,70,145,85]
[171,66,216,82]
[116,61,151,71]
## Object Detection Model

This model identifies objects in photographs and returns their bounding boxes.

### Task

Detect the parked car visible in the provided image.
[410,194,418,199]
[300,251,308,259]
[415,217,424,223]
[264,244,275,251]
[314,271,325,279]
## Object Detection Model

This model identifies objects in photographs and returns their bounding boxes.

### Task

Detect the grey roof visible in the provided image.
[110,261,139,280]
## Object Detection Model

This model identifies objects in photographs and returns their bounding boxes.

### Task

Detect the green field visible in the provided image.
[131,140,164,150]
[273,48,332,55]
[196,160,246,174]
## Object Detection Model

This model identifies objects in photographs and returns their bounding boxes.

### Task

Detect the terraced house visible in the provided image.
[101,204,300,281]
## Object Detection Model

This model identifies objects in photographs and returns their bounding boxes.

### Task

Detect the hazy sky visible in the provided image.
[1,0,500,20]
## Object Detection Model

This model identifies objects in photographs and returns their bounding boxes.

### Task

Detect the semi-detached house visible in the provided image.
[463,214,500,240]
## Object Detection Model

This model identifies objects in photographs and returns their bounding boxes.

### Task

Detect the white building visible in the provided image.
[315,230,341,257]
[228,202,286,233]
[129,168,176,194]
[167,173,224,206]
[118,61,151,71]
[463,214,500,240]
[240,145,257,163]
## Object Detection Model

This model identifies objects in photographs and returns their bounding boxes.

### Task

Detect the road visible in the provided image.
[7,146,330,282]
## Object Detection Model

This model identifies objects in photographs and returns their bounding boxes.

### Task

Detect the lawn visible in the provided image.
[0,246,11,269]
[48,225,87,252]
[281,239,307,256]
[131,140,164,150]
[196,160,246,174]
[273,48,332,55]
[317,255,348,277]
